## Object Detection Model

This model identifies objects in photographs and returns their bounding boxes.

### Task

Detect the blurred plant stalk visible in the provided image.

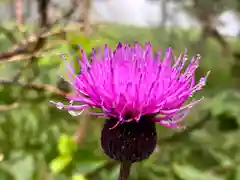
[15,0,23,25]
[73,109,89,145]
[118,162,132,180]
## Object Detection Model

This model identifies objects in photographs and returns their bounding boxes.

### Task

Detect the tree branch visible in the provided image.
[0,103,19,111]
[0,79,69,96]
[37,0,50,28]
[0,0,77,62]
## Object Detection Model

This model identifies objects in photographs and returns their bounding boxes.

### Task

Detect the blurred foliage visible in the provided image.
[0,19,240,180]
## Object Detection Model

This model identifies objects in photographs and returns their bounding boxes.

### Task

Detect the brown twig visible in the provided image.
[0,79,69,96]
[0,31,45,61]
[0,103,19,111]
[37,0,50,28]
[0,0,77,62]
[0,0,78,84]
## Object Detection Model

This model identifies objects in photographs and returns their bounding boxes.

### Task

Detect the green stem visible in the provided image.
[118,162,132,180]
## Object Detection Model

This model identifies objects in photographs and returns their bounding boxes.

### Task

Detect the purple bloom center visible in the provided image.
[51,42,209,129]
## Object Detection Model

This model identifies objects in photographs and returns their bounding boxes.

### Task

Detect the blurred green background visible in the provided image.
[1,0,240,180]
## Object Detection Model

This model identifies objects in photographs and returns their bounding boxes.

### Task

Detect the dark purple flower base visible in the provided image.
[101,116,157,163]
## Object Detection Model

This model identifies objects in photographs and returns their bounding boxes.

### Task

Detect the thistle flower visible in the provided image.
[51,42,209,164]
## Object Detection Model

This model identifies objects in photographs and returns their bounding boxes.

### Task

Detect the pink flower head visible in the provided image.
[51,42,209,129]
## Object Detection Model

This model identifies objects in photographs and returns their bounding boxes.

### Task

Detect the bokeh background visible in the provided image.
[0,0,240,180]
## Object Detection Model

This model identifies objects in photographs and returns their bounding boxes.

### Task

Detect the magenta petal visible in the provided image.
[51,42,209,129]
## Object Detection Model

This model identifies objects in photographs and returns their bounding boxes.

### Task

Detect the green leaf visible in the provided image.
[57,32,104,78]
[9,155,34,180]
[74,161,106,174]
[208,150,233,166]
[108,165,120,180]
[67,32,102,53]
[225,164,240,180]
[58,134,77,155]
[50,156,72,175]
[39,44,71,66]
[53,174,70,180]
[173,164,222,180]
[236,166,240,180]
[203,91,240,118]
[72,174,87,180]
